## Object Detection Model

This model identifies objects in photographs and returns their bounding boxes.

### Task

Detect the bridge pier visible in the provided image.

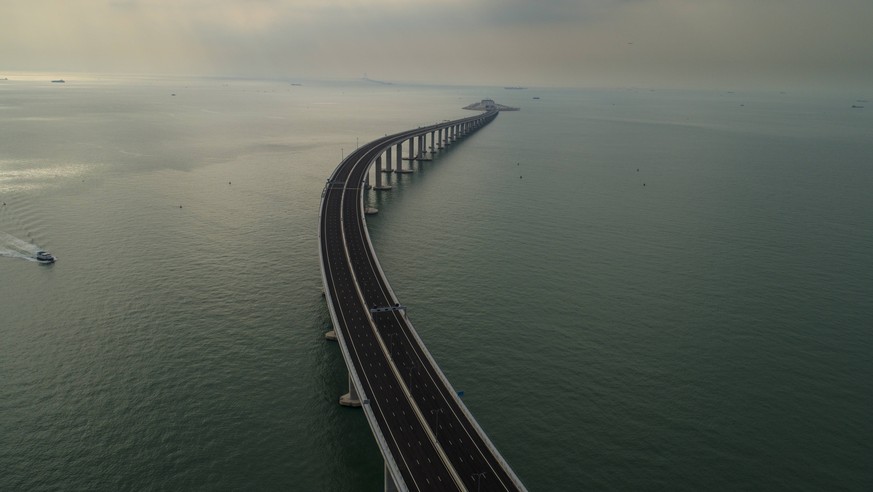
[402,137,415,161]
[382,148,393,172]
[396,140,413,173]
[372,156,392,190]
[416,135,431,161]
[364,166,379,214]
[339,374,362,407]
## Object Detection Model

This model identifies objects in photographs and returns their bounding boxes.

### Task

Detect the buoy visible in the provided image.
[179,205,183,208]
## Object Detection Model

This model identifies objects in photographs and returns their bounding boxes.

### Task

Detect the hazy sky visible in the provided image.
[3,0,872,89]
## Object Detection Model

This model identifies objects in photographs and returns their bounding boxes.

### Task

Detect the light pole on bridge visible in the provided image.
[431,407,444,440]
[386,332,397,359]
[472,472,487,492]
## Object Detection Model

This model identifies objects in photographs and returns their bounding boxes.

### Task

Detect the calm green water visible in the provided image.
[1,76,871,490]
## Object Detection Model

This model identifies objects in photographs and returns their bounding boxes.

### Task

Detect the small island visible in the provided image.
[463,99,519,111]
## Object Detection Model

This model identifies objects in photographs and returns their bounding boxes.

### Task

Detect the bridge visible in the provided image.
[318,109,526,491]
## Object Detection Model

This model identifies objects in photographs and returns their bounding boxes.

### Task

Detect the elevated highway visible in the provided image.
[318,109,525,491]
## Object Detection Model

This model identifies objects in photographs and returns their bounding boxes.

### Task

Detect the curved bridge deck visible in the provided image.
[318,110,525,491]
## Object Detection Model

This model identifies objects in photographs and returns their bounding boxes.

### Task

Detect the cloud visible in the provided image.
[1,0,871,89]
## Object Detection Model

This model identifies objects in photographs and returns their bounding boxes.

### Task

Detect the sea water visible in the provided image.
[1,75,871,490]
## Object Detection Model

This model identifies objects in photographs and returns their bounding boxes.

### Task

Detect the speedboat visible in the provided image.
[35,251,56,263]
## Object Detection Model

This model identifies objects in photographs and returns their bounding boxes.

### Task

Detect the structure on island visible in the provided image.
[463,98,519,111]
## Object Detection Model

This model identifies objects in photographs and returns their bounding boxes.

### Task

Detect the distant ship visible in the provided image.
[51,79,65,83]
[504,86,526,90]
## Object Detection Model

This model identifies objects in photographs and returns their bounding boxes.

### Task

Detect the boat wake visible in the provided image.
[0,232,40,261]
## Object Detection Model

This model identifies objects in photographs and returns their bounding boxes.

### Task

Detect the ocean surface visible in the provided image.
[1,74,871,491]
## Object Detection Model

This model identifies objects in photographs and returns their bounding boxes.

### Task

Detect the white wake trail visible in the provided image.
[0,248,37,261]
[0,232,40,259]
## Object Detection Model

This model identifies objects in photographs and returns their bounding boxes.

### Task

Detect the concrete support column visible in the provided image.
[419,134,432,161]
[373,156,382,188]
[373,155,391,190]
[395,143,402,170]
[384,147,393,172]
[340,374,361,407]
[407,137,414,160]
[430,131,435,151]
[397,140,413,173]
